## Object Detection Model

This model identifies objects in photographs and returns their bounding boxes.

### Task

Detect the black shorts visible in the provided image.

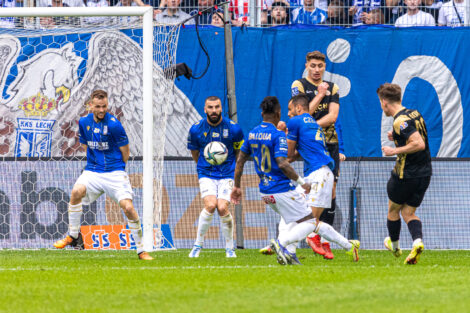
[326,142,340,182]
[387,175,431,208]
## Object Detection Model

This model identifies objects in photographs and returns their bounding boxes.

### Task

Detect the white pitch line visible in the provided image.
[0,265,279,271]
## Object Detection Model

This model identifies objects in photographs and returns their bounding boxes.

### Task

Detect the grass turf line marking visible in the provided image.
[0,265,279,271]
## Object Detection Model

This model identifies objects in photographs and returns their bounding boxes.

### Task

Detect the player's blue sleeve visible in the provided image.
[240,137,251,155]
[231,123,244,150]
[336,117,345,154]
[286,118,299,142]
[274,132,288,158]
[110,121,129,147]
[187,125,199,151]
[78,119,87,145]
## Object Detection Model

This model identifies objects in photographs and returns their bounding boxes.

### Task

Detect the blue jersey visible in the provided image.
[187,117,244,179]
[78,112,128,173]
[287,113,334,176]
[241,122,295,194]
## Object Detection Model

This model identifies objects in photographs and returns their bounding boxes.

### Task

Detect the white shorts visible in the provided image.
[296,165,334,209]
[260,189,311,224]
[75,170,134,205]
[199,177,234,202]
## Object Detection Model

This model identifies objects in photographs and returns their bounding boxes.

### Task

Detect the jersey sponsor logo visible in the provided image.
[87,141,109,150]
[15,118,55,157]
[400,121,408,130]
[262,195,276,204]
[292,87,300,95]
[303,116,315,123]
[249,133,272,140]
[223,128,229,138]
[306,90,313,94]
[212,132,220,138]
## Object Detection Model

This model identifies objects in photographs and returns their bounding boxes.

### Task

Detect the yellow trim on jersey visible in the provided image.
[233,140,244,150]
[291,80,305,93]
[393,115,410,135]
[332,83,339,96]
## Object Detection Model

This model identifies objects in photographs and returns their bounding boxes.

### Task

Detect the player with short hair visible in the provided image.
[291,50,342,259]
[187,96,244,258]
[378,83,432,265]
[231,96,359,265]
[53,90,153,260]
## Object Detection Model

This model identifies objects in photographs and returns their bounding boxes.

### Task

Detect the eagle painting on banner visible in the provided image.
[0,29,200,158]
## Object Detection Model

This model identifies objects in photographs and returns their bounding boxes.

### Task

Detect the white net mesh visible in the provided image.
[0,12,181,250]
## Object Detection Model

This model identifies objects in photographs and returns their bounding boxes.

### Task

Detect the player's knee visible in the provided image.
[205,203,217,213]
[70,185,86,201]
[217,206,229,217]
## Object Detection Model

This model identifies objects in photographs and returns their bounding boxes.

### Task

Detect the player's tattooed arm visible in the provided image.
[276,157,311,193]
[119,144,130,163]
[190,150,199,163]
[231,151,249,204]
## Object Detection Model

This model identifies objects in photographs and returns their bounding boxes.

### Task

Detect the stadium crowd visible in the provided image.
[0,0,467,27]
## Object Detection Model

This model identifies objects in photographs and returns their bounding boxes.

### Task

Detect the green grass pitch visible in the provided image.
[1,249,469,313]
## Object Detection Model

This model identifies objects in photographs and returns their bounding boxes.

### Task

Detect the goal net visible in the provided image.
[0,7,181,251]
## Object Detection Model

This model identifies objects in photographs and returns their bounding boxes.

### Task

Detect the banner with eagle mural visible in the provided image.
[0,28,200,158]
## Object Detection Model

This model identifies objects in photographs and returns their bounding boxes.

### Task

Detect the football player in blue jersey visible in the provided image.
[187,96,244,258]
[286,93,360,260]
[53,90,153,260]
[231,96,358,265]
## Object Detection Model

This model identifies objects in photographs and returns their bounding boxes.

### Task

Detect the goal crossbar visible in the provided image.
[0,7,157,251]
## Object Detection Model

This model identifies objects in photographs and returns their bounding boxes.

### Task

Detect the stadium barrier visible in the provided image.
[1,158,468,250]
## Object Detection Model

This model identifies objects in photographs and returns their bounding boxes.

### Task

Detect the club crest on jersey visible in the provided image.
[223,129,228,138]
[94,128,100,133]
[15,118,55,157]
[212,133,220,138]
[400,121,408,130]
[103,125,108,135]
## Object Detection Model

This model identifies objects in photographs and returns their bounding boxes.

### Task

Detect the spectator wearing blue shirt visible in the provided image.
[292,0,328,24]
[189,0,216,24]
[187,96,244,259]
[53,90,153,261]
[349,0,382,25]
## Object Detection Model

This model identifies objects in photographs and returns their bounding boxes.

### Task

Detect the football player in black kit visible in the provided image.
[291,51,342,259]
[378,83,432,265]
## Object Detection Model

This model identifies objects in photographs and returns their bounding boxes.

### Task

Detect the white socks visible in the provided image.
[68,203,83,238]
[128,218,144,254]
[392,240,400,250]
[195,209,214,246]
[316,222,352,250]
[220,213,234,250]
[413,238,422,247]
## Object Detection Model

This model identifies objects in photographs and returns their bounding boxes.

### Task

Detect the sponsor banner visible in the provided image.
[1,159,470,250]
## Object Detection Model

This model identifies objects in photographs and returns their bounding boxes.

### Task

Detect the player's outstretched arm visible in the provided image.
[275,156,311,194]
[231,151,249,204]
[119,144,130,163]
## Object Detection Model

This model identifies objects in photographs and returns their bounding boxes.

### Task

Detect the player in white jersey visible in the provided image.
[53,90,153,260]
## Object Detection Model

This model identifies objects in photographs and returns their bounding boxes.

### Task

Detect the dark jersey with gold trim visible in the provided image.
[291,78,340,143]
[391,108,432,179]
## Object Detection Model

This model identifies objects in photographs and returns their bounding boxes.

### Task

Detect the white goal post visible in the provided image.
[0,7,174,251]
